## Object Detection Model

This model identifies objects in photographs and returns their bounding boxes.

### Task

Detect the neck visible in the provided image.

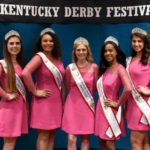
[136,51,142,58]
[43,51,53,59]
[109,59,118,67]
[11,55,17,63]
[77,59,88,67]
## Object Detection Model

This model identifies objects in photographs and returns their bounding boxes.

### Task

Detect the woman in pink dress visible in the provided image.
[22,28,65,150]
[95,36,132,150]
[0,30,28,150]
[62,37,99,150]
[126,27,150,150]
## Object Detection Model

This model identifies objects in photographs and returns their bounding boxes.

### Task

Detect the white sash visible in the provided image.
[69,63,95,112]
[126,57,150,126]
[37,52,63,90]
[97,76,122,138]
[0,60,26,102]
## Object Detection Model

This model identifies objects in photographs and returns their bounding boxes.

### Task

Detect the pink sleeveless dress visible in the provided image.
[0,61,28,137]
[95,64,132,140]
[62,62,98,134]
[22,54,65,130]
[126,57,150,130]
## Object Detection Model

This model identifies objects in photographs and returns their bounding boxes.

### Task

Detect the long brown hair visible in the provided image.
[3,35,25,92]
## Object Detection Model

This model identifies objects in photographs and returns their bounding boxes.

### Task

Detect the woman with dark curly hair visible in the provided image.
[95,36,131,150]
[22,28,65,150]
[126,27,150,150]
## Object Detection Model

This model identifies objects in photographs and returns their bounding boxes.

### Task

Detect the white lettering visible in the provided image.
[106,7,113,17]
[38,6,44,17]
[44,7,52,17]
[138,5,146,16]
[121,7,127,17]
[126,6,134,16]
[16,5,23,16]
[31,6,37,16]
[9,4,16,15]
[94,7,102,17]
[64,7,71,17]
[87,7,93,17]
[2,4,8,15]
[145,5,150,16]
[53,7,59,17]
[114,7,120,17]
[80,7,86,17]
[134,6,138,16]
[72,7,79,17]
[23,5,30,16]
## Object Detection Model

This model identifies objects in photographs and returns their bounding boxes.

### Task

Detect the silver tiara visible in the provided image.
[132,27,147,36]
[74,37,89,45]
[5,30,20,40]
[40,28,55,36]
[104,36,119,46]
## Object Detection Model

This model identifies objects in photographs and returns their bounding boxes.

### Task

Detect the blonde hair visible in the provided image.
[72,37,93,63]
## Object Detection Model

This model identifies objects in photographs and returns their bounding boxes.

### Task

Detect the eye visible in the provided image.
[76,49,81,52]
[16,42,21,45]
[138,40,142,43]
[9,42,14,45]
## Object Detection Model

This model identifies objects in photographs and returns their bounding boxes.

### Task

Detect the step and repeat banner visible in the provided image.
[0,0,150,23]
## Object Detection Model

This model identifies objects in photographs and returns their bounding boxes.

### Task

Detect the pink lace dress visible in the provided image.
[126,57,150,130]
[95,64,132,140]
[0,61,28,137]
[22,54,65,130]
[62,62,99,134]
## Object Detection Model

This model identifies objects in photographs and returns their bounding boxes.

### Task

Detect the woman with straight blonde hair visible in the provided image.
[62,37,98,150]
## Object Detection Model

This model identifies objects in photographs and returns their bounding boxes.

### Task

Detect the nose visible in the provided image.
[105,51,110,55]
[134,41,139,46]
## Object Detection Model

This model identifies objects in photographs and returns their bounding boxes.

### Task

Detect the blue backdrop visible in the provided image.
[0,23,150,150]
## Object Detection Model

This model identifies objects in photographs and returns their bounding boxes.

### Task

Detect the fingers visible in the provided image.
[104,99,111,106]
[42,89,50,97]
[104,99,118,108]
[7,92,19,101]
[35,89,51,98]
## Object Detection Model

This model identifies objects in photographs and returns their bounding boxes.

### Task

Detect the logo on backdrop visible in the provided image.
[0,0,150,23]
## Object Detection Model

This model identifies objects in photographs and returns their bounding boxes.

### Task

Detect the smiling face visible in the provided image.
[132,35,144,55]
[104,43,117,64]
[41,34,54,53]
[7,36,21,57]
[75,44,88,62]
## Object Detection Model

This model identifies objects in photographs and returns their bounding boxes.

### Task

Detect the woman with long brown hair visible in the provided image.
[126,27,150,150]
[0,30,28,150]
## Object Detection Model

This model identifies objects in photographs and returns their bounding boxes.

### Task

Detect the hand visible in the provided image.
[33,89,50,98]
[7,92,19,101]
[104,99,119,108]
[137,86,150,96]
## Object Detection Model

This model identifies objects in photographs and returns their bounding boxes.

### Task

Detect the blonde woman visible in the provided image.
[62,37,98,150]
